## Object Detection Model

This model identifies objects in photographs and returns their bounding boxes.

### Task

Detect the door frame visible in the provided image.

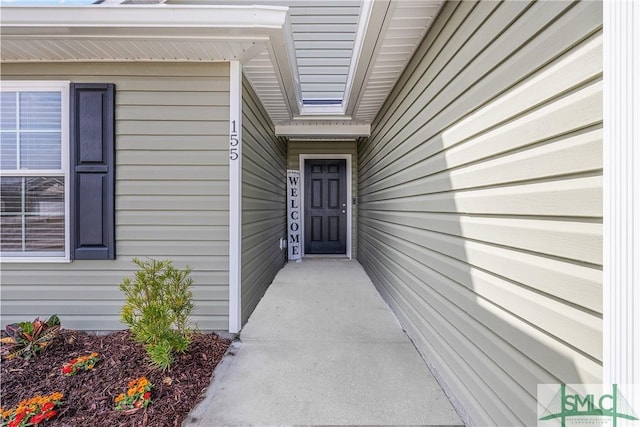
[299,154,352,259]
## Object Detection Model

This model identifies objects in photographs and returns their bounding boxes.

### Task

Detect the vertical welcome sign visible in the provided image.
[287,170,301,261]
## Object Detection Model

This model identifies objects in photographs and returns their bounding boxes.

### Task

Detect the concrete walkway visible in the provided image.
[184,259,463,426]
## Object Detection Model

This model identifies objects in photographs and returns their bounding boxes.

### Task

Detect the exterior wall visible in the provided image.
[1,62,231,331]
[358,2,602,426]
[240,77,287,324]
[288,140,358,259]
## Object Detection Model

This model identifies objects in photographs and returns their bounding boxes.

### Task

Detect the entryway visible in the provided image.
[184,259,463,426]
[304,159,347,254]
[299,154,353,258]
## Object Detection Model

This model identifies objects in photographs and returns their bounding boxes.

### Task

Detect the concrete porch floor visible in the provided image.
[184,259,463,426]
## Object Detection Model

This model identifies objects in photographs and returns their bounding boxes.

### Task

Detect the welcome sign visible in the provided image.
[287,170,301,261]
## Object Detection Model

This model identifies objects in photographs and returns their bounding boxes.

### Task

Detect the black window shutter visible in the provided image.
[70,83,116,260]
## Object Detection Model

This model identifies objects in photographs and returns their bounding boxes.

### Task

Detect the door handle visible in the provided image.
[341,209,346,214]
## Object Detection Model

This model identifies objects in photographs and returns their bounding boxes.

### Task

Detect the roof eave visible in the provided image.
[0,4,302,119]
[0,4,290,31]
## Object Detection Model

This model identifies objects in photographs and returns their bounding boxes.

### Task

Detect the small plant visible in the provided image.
[61,352,100,376]
[114,376,152,411]
[120,258,194,370]
[0,391,63,427]
[0,315,61,361]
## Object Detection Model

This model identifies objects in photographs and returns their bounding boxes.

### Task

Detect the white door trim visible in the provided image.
[299,154,352,260]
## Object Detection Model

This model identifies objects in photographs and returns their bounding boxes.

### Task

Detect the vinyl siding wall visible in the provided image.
[241,78,287,324]
[288,140,358,259]
[357,2,602,426]
[1,62,231,331]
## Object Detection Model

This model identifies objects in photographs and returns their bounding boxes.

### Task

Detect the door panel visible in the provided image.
[304,159,347,254]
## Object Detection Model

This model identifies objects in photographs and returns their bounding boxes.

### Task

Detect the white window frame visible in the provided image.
[0,80,71,263]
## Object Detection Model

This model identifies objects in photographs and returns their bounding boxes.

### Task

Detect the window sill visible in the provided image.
[0,257,71,264]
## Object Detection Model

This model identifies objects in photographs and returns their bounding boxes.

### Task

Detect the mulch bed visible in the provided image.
[1,329,231,427]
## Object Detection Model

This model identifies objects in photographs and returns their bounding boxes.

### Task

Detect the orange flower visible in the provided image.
[132,377,147,388]
[50,392,63,401]
[0,407,14,419]
[114,393,125,403]
[2,391,62,427]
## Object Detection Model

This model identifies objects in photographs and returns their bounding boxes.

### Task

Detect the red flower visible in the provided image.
[8,420,19,427]
[45,410,57,419]
[134,400,143,408]
[41,402,55,412]
[62,365,73,375]
[30,412,46,424]
[13,411,25,423]
[143,392,151,400]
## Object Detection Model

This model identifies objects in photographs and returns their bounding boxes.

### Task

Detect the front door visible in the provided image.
[304,159,347,254]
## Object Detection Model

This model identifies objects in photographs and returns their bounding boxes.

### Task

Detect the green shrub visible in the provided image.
[120,258,195,370]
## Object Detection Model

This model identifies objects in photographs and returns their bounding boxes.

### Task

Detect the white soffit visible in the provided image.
[353,0,443,122]
[0,4,302,120]
[0,0,445,136]
[243,49,291,123]
[0,6,284,60]
[166,0,362,106]
[1,37,265,63]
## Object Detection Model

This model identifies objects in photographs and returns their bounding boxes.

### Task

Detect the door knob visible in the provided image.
[342,209,346,214]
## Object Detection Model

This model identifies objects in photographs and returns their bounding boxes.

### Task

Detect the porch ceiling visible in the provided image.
[0,0,443,138]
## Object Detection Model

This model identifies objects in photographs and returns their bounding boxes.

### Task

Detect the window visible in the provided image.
[0,82,70,260]
[1,81,116,262]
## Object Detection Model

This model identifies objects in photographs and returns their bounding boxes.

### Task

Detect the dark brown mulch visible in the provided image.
[1,330,231,427]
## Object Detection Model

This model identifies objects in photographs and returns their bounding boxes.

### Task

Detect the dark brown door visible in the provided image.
[304,159,347,254]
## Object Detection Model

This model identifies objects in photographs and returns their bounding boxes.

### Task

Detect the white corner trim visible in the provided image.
[299,154,352,260]
[603,0,640,394]
[228,61,243,334]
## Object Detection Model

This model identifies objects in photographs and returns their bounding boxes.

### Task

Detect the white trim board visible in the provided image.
[228,61,242,334]
[299,154,353,260]
[603,0,640,394]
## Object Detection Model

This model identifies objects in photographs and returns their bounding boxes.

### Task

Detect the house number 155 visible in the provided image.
[230,120,239,160]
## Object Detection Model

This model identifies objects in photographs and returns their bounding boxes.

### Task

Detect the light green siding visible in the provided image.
[1,62,231,331]
[358,2,602,426]
[241,78,287,324]
[288,140,358,258]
